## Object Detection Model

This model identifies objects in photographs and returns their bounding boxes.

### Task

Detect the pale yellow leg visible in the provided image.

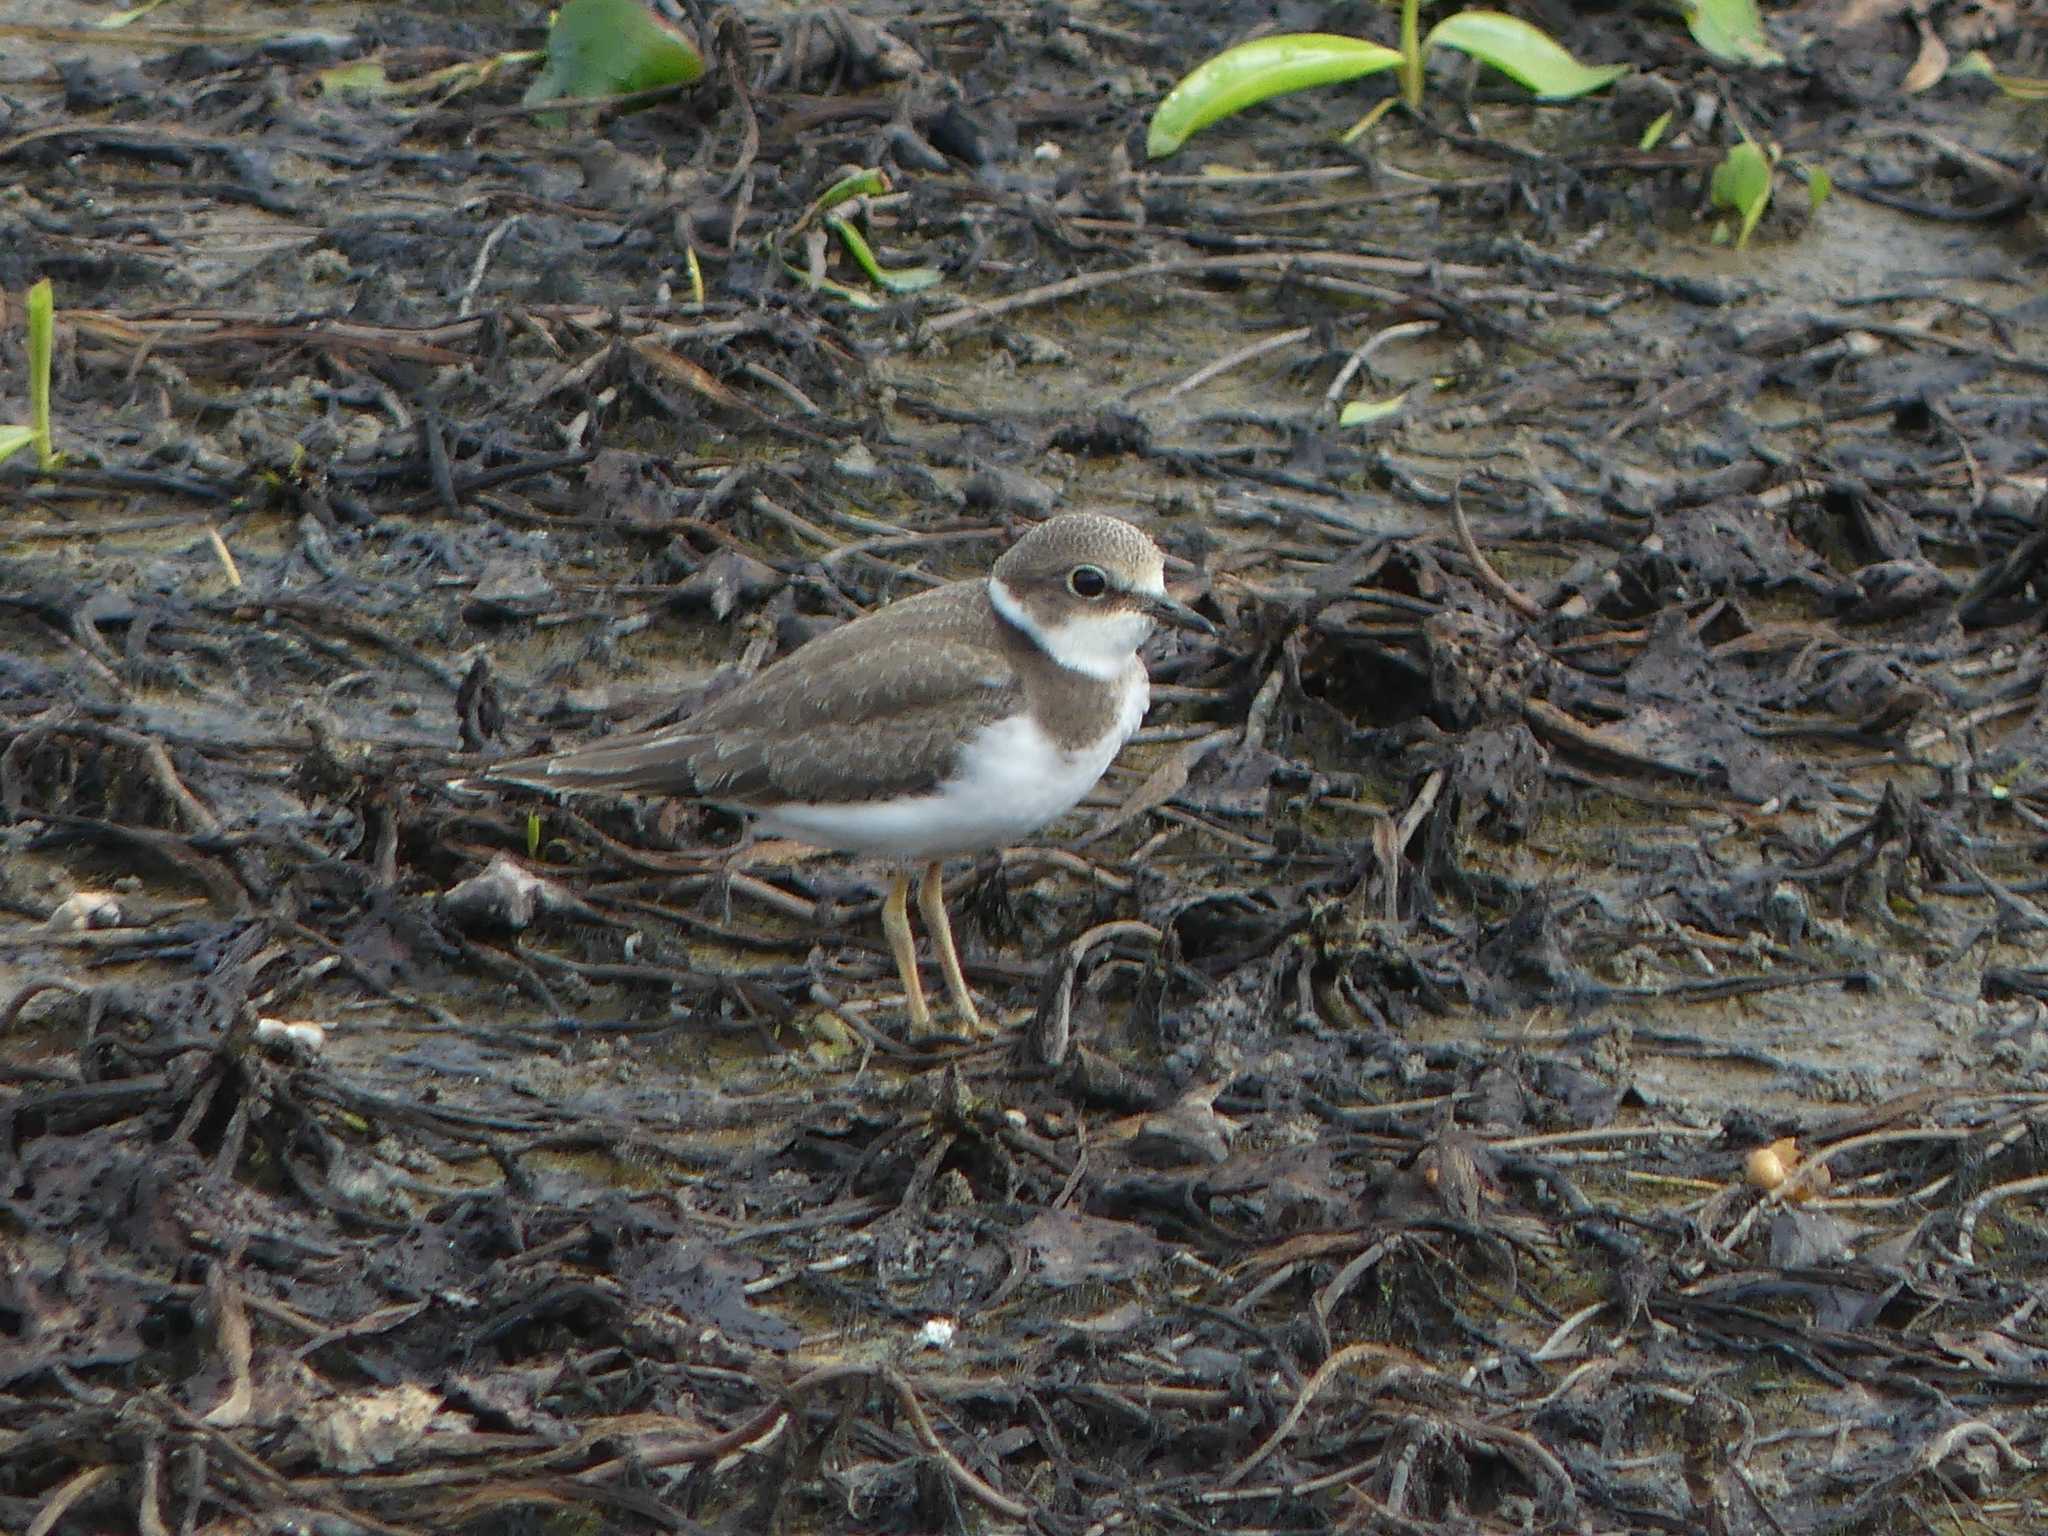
[917,859,984,1035]
[882,868,932,1036]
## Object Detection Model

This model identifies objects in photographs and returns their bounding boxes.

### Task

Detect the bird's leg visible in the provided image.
[917,858,984,1035]
[883,868,932,1036]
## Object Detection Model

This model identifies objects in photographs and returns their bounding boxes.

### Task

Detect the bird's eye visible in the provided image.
[1068,565,1109,599]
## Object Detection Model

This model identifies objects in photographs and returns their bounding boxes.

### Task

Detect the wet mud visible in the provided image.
[3,0,2048,1530]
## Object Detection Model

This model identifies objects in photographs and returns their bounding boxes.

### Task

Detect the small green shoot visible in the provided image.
[319,51,541,104]
[523,0,704,119]
[1704,138,1828,251]
[1805,165,1832,212]
[1677,0,1783,67]
[782,168,942,303]
[1638,110,1673,150]
[28,278,55,469]
[0,426,34,467]
[319,60,396,97]
[825,218,943,295]
[814,168,891,214]
[1422,13,1629,99]
[787,168,893,239]
[92,0,180,28]
[1954,50,2048,101]
[1148,3,1624,158]
[1147,35,1402,159]
[527,812,541,859]
[1339,393,1408,428]
[783,268,884,310]
[1709,139,1773,250]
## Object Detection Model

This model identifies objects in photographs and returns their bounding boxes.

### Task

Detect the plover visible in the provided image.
[487,513,1210,1034]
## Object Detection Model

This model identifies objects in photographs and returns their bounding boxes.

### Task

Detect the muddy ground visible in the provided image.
[3,0,2048,1530]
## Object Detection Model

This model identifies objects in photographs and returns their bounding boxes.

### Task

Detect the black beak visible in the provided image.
[1145,590,1217,636]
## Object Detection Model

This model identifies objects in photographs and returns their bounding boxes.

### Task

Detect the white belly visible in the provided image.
[755,665,1148,860]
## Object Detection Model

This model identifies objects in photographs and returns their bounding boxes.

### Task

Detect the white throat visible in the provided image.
[989,576,1154,682]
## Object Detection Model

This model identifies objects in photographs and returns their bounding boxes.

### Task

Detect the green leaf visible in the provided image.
[1709,139,1773,250]
[27,277,54,469]
[0,425,35,467]
[93,0,178,28]
[1399,0,1424,107]
[1638,109,1672,150]
[1338,393,1408,427]
[1955,49,2048,100]
[789,169,893,239]
[1677,0,1784,67]
[323,51,544,103]
[1422,13,1627,98]
[523,0,704,116]
[1147,34,1403,159]
[784,264,884,310]
[1805,164,1832,211]
[319,60,399,98]
[826,217,943,295]
[1338,94,1400,143]
[815,170,890,213]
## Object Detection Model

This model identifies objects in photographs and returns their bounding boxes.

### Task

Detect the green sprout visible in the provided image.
[1954,50,2048,100]
[523,0,704,121]
[1708,137,1830,251]
[782,169,944,304]
[2,278,55,470]
[824,219,943,295]
[1678,0,1783,67]
[318,50,543,105]
[1147,1,1625,158]
[27,279,53,468]
[1710,139,1773,249]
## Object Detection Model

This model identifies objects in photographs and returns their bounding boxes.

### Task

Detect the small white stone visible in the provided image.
[256,1018,329,1054]
[45,891,121,933]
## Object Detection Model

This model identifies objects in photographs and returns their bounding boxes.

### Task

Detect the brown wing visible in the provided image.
[488,586,1025,805]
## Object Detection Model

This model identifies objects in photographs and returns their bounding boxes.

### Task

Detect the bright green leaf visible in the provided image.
[1805,164,1832,211]
[320,60,398,97]
[1638,109,1673,150]
[0,425,35,466]
[27,278,54,469]
[324,51,542,103]
[1709,139,1772,250]
[1677,0,1784,67]
[524,0,704,116]
[785,264,885,310]
[817,170,890,212]
[827,217,943,295]
[1147,34,1403,159]
[789,169,892,238]
[1400,0,1425,107]
[1338,393,1408,427]
[1338,94,1401,144]
[93,0,178,27]
[1422,12,1628,98]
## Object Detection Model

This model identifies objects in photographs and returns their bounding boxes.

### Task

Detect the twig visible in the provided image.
[920,251,1487,341]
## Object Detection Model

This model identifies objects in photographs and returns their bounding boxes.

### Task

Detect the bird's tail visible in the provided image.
[483,732,705,796]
